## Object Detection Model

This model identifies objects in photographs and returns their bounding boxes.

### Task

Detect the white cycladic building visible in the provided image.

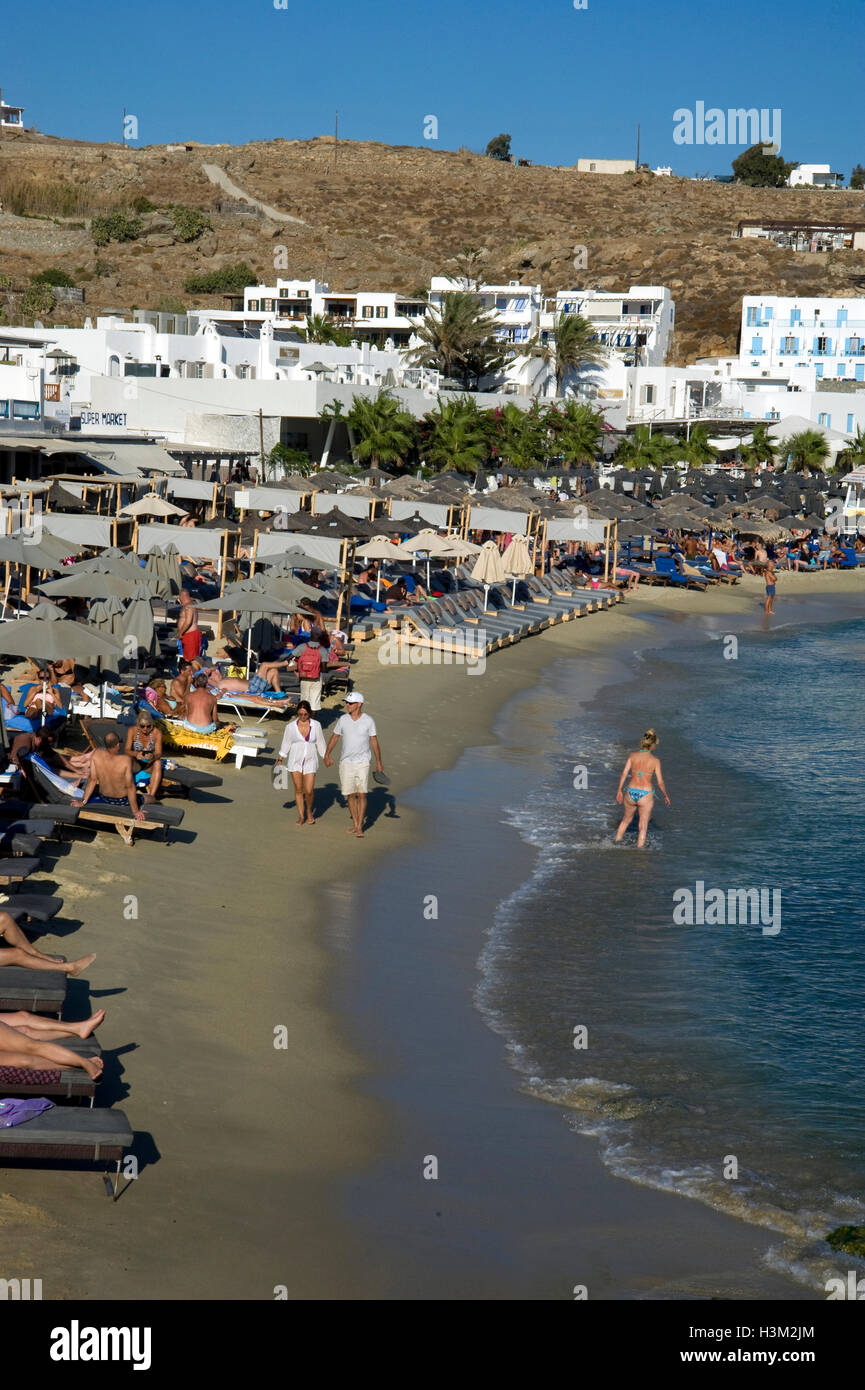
[740,294,865,384]
[236,279,427,347]
[0,87,23,129]
[787,164,844,189]
[576,158,635,174]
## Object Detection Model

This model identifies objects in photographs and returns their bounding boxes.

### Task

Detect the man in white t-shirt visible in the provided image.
[324,692,384,838]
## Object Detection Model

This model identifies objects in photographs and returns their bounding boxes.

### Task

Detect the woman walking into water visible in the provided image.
[614,729,671,848]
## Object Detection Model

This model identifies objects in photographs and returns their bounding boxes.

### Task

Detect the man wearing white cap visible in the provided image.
[324,693,384,838]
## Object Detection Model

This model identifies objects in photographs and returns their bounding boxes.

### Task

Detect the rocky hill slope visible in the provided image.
[2,129,865,362]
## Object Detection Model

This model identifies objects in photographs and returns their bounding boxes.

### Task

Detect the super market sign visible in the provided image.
[78,410,129,428]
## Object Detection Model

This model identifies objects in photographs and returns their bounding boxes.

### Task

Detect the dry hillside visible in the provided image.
[2,128,865,362]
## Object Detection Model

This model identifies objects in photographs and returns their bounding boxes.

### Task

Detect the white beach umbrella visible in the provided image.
[501,534,534,604]
[471,539,507,612]
[119,493,188,518]
[356,535,414,600]
[400,528,454,589]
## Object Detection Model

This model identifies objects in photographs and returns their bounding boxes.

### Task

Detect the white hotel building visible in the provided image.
[238,279,427,348]
[739,295,865,384]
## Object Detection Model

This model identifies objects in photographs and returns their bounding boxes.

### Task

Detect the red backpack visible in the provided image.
[297,645,322,680]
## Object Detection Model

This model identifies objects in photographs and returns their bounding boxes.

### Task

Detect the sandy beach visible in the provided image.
[1,567,862,1300]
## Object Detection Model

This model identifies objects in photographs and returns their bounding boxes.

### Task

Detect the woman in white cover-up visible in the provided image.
[275,699,327,826]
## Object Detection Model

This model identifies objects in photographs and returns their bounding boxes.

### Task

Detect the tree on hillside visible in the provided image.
[732,144,794,188]
[446,246,490,291]
[485,133,511,161]
[778,429,830,474]
[522,312,608,396]
[344,391,415,470]
[850,164,865,190]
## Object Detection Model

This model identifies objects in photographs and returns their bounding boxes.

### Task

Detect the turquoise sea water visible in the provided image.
[477,615,865,1288]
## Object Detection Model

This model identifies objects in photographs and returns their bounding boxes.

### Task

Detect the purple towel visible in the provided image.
[0,1095,55,1127]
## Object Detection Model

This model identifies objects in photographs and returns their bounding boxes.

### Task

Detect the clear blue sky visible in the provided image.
[4,0,862,178]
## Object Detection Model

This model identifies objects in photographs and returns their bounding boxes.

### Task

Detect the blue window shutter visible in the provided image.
[793,337,799,353]
[848,414,855,432]
[845,338,851,354]
[751,335,763,353]
[827,338,833,355]
[791,309,800,325]
[857,365,865,381]
[838,309,848,325]
[764,307,773,322]
[816,364,824,378]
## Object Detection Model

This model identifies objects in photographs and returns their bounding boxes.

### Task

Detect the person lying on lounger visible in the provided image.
[22,668,65,718]
[0,1015,103,1081]
[81,732,145,821]
[0,1008,104,1039]
[0,909,96,978]
[196,668,294,707]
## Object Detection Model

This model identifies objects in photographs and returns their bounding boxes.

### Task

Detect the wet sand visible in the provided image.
[0,569,861,1298]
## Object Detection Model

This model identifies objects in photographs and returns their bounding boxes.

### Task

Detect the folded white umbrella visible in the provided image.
[501,534,534,603]
[471,539,507,612]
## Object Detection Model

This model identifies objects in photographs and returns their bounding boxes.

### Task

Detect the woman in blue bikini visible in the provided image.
[614,729,671,848]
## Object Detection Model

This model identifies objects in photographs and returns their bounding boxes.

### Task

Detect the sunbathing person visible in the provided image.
[124,712,163,803]
[0,1008,105,1039]
[197,668,294,708]
[170,660,194,716]
[0,910,96,977]
[23,668,64,718]
[0,1016,103,1081]
[81,732,145,821]
[184,672,221,732]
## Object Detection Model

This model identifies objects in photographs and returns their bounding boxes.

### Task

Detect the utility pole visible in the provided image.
[258,407,265,479]
[636,123,640,170]
[334,109,339,168]
[122,108,127,147]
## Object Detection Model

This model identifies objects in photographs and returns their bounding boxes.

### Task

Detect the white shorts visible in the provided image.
[339,761,369,796]
[300,678,322,711]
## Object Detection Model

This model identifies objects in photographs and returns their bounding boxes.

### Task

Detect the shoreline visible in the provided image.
[2,570,862,1298]
[326,572,864,1299]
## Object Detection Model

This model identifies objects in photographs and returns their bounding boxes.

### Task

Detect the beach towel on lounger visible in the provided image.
[0,1096,55,1126]
[26,753,85,800]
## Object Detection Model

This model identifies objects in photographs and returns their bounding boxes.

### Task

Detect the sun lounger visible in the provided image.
[154,716,265,770]
[1,894,64,923]
[654,556,707,590]
[0,829,45,857]
[81,720,223,794]
[215,691,296,726]
[0,858,40,886]
[0,1035,103,1103]
[21,753,185,846]
[0,801,79,827]
[0,1105,133,1196]
[0,964,66,1014]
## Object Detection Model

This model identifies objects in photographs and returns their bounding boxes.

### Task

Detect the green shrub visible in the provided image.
[156,297,187,314]
[91,210,143,247]
[0,273,11,290]
[132,195,156,213]
[170,205,212,242]
[31,267,76,288]
[183,261,257,295]
[20,284,56,320]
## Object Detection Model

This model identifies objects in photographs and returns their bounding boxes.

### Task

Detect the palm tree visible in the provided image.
[740,422,777,470]
[552,400,605,465]
[305,313,353,346]
[835,425,865,476]
[523,312,608,397]
[614,425,679,470]
[423,396,489,472]
[344,391,416,470]
[778,429,830,475]
[409,290,503,386]
[681,423,718,468]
